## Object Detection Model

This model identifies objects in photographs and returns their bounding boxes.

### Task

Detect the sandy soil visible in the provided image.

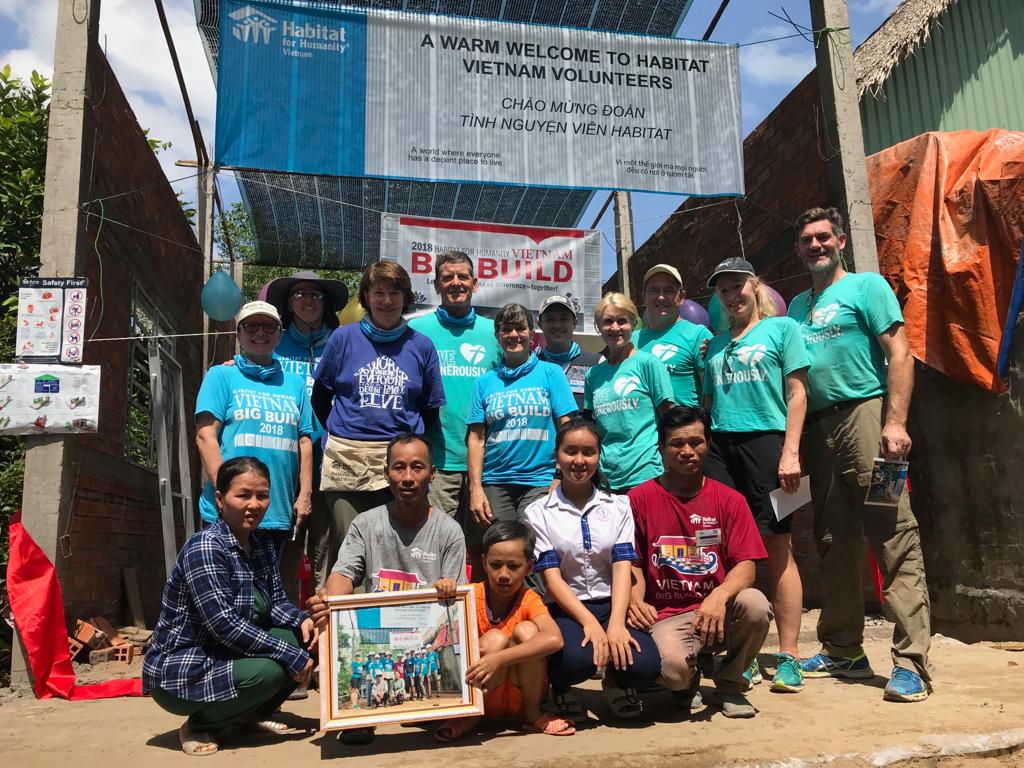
[1,616,1022,767]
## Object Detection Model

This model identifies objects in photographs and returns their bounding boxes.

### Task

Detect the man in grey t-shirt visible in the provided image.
[308,433,466,745]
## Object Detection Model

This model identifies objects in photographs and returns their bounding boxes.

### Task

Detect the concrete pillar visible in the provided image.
[197,162,215,367]
[10,0,102,690]
[614,191,635,299]
[809,0,879,273]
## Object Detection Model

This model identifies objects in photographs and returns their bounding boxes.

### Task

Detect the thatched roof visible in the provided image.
[855,0,959,96]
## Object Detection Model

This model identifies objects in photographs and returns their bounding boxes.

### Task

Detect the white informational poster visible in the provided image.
[381,214,601,330]
[380,603,434,629]
[0,364,101,435]
[15,277,88,363]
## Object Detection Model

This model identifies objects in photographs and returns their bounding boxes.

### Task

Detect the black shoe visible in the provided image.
[339,727,376,745]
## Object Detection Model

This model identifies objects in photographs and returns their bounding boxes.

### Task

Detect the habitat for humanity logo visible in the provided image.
[613,375,641,397]
[230,5,277,44]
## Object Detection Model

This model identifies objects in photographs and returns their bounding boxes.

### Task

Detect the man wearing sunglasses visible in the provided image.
[787,207,931,703]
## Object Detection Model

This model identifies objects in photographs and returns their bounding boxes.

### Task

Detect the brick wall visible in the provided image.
[59,47,206,625]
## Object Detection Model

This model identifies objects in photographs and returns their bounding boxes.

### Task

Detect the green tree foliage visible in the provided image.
[215,201,360,304]
[0,66,49,565]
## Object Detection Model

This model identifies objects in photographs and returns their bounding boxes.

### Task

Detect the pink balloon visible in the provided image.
[765,285,787,317]
[679,299,712,330]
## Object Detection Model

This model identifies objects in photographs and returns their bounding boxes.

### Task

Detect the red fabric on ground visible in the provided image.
[6,516,143,701]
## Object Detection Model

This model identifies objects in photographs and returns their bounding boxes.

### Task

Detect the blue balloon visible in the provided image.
[201,270,243,322]
[679,299,712,330]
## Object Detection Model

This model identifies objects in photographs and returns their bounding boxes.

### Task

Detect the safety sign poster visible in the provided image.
[0,364,101,435]
[16,277,88,363]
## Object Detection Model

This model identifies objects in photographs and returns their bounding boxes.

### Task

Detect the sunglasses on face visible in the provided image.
[290,290,323,300]
[239,321,281,334]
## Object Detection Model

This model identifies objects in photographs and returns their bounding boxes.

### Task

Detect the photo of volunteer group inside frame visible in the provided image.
[320,587,483,731]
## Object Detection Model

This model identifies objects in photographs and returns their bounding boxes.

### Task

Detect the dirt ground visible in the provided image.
[1,614,1022,767]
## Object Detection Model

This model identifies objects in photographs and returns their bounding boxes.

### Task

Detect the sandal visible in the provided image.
[433,716,481,743]
[179,723,218,757]
[243,719,294,735]
[551,689,584,719]
[338,726,376,745]
[602,682,643,719]
[522,713,575,736]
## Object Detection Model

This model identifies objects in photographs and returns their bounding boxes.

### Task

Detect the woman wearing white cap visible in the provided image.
[195,301,315,567]
[702,257,809,694]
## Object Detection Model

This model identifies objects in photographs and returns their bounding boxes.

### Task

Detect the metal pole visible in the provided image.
[809,0,879,273]
[614,191,636,299]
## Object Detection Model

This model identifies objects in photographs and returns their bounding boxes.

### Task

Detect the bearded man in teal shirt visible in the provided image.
[787,207,931,703]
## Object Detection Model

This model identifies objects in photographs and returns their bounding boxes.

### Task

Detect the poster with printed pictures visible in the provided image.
[319,587,482,732]
[16,277,88,363]
[865,458,909,507]
[0,364,100,435]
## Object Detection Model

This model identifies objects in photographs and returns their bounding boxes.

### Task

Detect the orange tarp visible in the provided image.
[868,129,1024,392]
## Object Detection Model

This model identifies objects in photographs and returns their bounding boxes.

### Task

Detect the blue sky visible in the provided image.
[0,0,900,280]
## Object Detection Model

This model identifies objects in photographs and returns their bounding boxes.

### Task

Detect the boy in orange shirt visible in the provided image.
[435,521,574,741]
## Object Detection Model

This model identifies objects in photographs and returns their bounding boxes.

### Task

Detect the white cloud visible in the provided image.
[853,0,901,14]
[0,0,228,206]
[740,38,816,87]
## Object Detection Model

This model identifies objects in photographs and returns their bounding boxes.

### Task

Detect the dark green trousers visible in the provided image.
[151,627,301,733]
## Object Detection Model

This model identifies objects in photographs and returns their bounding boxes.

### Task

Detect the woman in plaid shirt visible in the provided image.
[143,457,318,756]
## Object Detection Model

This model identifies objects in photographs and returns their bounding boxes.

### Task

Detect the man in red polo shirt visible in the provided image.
[628,406,771,719]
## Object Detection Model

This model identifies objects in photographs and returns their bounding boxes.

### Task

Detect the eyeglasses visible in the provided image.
[290,289,323,300]
[238,321,281,333]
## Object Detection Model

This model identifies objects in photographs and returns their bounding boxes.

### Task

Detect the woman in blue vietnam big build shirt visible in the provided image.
[466,302,577,580]
[312,261,446,574]
[702,257,809,694]
[195,301,314,569]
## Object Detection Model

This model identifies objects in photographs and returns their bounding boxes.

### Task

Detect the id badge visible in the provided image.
[696,528,722,547]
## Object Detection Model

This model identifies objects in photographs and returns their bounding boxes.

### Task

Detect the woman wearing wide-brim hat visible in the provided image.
[263,271,348,601]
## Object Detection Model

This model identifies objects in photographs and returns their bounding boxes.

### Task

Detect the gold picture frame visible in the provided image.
[318,586,483,732]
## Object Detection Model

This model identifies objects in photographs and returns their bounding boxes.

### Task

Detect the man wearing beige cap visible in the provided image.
[636,264,712,407]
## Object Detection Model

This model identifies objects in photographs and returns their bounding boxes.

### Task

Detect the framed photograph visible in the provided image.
[318,586,483,732]
[865,457,910,507]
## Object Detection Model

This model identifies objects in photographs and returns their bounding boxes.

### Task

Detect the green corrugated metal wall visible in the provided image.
[860,0,1024,155]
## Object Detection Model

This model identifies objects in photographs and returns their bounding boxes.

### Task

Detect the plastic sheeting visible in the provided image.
[868,129,1024,392]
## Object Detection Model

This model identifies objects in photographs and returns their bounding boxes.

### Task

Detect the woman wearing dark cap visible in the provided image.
[263,271,348,595]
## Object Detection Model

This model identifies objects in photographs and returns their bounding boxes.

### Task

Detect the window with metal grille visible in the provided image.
[124,285,174,469]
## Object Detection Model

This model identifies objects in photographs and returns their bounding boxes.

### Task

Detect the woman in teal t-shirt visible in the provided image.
[466,303,578,580]
[702,258,809,693]
[583,293,674,493]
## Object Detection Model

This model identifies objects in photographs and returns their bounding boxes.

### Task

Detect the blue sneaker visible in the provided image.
[799,651,874,679]
[883,666,929,702]
[743,658,763,689]
[770,653,804,693]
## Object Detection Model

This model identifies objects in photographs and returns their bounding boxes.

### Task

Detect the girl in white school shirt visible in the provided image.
[524,418,661,720]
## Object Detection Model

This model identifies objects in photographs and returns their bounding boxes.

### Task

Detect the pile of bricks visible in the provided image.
[67,617,152,665]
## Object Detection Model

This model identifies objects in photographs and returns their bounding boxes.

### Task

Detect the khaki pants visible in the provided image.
[650,588,771,694]
[428,470,467,519]
[805,396,931,680]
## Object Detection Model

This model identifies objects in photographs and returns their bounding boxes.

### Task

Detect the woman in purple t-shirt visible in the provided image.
[312,262,446,574]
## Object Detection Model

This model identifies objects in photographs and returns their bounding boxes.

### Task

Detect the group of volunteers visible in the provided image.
[142,206,933,757]
[347,647,441,709]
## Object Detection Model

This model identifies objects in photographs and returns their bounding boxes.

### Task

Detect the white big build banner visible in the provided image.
[380,214,602,330]
[216,1,743,196]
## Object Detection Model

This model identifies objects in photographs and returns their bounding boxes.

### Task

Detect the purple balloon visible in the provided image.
[765,285,787,317]
[679,299,712,330]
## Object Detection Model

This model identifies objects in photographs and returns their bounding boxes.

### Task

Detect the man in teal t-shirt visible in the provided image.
[584,350,673,491]
[787,206,931,703]
[636,264,712,407]
[409,251,499,519]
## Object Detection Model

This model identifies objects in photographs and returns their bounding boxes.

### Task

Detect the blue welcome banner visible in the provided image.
[215,0,744,196]
[216,0,368,175]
